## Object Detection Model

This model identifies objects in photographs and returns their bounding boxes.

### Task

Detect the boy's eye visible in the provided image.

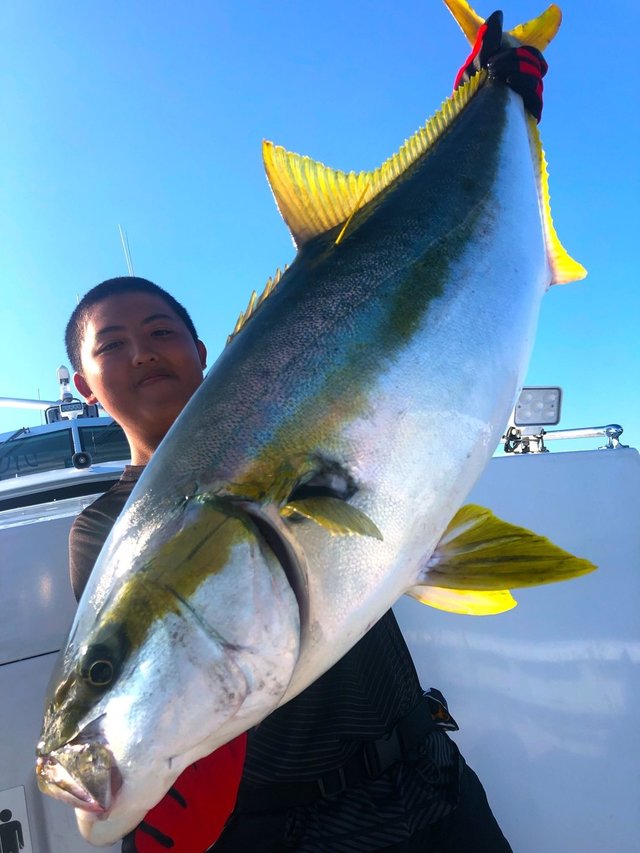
[151,328,174,337]
[97,340,121,354]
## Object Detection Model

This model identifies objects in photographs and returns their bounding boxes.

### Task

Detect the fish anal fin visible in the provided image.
[423,503,596,590]
[526,116,587,285]
[281,496,383,540]
[407,586,517,616]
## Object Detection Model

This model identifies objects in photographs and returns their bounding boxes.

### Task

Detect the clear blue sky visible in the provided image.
[2,1,638,451]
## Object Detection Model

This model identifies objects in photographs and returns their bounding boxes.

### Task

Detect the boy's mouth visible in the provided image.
[137,371,174,387]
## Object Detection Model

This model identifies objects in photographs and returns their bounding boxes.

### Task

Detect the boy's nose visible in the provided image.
[132,347,158,366]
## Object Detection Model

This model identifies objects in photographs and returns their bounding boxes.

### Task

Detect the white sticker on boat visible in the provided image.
[0,786,33,853]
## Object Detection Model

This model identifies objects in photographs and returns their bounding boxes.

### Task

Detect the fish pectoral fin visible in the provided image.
[406,586,517,616]
[422,503,596,591]
[281,497,383,540]
[443,0,562,52]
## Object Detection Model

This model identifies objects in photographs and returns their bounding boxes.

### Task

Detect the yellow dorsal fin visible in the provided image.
[407,586,517,616]
[526,115,587,285]
[263,71,485,247]
[443,0,562,51]
[226,266,287,345]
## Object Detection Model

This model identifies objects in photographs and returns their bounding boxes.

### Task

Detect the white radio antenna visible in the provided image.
[118,224,135,275]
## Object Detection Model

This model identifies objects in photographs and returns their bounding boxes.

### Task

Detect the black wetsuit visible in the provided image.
[70,467,511,852]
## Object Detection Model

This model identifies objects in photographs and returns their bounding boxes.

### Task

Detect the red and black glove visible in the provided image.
[453,9,548,122]
[122,733,247,853]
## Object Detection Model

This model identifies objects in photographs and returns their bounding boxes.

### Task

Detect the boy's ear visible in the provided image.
[197,340,207,370]
[74,372,98,404]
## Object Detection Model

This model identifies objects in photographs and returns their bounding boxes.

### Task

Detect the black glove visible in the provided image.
[487,46,548,122]
[453,10,548,122]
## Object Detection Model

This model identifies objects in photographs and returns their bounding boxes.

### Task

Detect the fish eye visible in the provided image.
[80,649,115,688]
[87,659,114,687]
[78,626,129,690]
[289,461,356,503]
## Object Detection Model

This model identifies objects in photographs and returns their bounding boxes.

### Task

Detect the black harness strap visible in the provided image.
[237,690,458,812]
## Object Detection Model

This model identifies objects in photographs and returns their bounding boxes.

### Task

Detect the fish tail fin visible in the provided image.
[443,2,586,285]
[443,0,563,51]
[442,0,485,46]
[508,5,563,51]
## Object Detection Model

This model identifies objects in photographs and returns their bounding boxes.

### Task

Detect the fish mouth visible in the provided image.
[36,735,122,815]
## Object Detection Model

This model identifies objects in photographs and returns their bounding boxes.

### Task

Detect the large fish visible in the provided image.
[38,0,594,844]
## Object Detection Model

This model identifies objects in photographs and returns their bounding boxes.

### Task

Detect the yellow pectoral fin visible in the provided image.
[407,586,517,616]
[281,497,383,540]
[425,503,596,591]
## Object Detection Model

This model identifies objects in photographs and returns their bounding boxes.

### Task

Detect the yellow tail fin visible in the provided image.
[443,0,563,51]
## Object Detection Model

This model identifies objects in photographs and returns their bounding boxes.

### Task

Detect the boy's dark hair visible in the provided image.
[65,277,199,372]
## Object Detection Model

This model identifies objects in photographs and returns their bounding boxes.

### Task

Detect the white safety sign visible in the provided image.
[0,786,33,853]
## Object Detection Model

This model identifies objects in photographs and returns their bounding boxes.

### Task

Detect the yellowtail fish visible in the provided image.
[37,0,593,843]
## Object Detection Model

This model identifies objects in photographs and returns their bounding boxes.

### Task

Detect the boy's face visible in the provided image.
[74,291,207,458]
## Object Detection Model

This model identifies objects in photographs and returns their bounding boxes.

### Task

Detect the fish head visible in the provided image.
[37,495,301,844]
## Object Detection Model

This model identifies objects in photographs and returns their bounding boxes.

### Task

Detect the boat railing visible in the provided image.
[502,424,628,454]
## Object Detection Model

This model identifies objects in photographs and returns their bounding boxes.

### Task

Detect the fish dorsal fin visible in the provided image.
[526,116,587,285]
[423,503,596,590]
[263,71,485,248]
[443,0,562,51]
[226,266,288,346]
[407,586,517,616]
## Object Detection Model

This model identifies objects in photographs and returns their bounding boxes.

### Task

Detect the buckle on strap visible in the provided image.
[317,766,348,799]
[362,727,403,778]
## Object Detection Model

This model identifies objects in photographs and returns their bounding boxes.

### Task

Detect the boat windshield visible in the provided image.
[0,422,130,481]
[77,423,130,464]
